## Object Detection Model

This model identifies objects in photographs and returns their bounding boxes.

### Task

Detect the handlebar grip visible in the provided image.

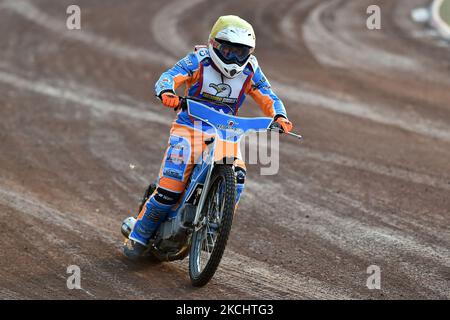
[176,97,187,111]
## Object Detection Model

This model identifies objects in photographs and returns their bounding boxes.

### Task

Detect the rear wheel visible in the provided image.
[188,165,236,287]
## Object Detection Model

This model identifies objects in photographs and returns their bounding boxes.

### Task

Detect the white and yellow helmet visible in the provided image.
[208,15,256,79]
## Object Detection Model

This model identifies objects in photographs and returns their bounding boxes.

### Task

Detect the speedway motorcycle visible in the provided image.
[121,96,301,287]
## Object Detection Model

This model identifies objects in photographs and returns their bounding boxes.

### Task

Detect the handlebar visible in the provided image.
[176,96,233,112]
[175,96,303,140]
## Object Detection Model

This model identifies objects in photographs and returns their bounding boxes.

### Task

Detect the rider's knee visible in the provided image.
[153,187,182,206]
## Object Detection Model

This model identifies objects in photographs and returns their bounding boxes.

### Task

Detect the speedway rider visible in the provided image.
[124,15,294,258]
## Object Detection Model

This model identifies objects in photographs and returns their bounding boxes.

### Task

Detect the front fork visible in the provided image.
[193,142,216,230]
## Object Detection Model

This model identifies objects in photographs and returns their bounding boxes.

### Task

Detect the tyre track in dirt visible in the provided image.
[299,0,450,119]
[150,0,450,146]
[243,179,450,298]
[1,0,173,67]
[303,0,422,72]
[6,0,450,143]
[302,0,450,84]
[0,177,350,299]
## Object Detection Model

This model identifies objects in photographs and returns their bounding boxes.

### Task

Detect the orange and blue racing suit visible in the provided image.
[129,45,288,246]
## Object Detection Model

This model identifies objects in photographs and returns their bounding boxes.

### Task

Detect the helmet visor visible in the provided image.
[211,39,253,66]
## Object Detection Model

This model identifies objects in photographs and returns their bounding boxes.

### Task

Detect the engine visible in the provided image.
[153,204,196,253]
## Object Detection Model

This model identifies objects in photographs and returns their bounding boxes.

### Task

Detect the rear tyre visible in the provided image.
[188,165,236,287]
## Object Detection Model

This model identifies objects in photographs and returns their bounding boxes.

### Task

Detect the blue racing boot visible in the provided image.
[123,239,148,260]
[123,194,172,259]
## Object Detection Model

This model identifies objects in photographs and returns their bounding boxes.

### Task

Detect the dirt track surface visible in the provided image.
[0,0,449,299]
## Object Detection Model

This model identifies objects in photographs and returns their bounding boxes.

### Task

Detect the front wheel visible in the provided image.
[188,165,236,287]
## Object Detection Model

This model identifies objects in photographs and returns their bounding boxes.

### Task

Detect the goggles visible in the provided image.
[210,39,253,65]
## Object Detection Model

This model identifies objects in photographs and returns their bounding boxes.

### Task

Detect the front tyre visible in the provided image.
[189,165,236,287]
